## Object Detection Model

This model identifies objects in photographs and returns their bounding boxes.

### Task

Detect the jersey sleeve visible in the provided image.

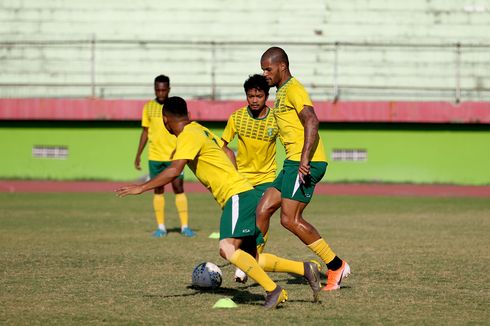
[172,130,203,161]
[221,115,236,144]
[141,104,150,127]
[287,85,313,114]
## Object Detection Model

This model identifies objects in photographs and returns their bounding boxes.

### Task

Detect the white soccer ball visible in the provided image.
[191,262,223,289]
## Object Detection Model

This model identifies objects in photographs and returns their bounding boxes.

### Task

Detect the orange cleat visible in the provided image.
[323,260,351,291]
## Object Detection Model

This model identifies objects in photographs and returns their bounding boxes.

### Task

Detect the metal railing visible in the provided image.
[1,38,489,102]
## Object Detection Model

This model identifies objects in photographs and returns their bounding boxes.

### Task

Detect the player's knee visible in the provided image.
[257,202,278,219]
[219,248,228,260]
[279,213,295,231]
[172,180,184,193]
[257,190,280,214]
[219,240,236,260]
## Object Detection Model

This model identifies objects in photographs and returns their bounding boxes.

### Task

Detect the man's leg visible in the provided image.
[280,198,350,291]
[258,252,321,302]
[280,199,321,244]
[219,238,288,309]
[255,187,282,252]
[238,234,321,302]
[220,190,287,308]
[149,161,167,237]
[234,187,281,282]
[152,186,167,237]
[171,178,195,237]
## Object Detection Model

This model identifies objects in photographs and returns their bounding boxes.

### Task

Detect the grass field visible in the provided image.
[1,192,489,325]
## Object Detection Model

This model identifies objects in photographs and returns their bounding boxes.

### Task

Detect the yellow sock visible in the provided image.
[258,253,305,276]
[153,194,165,226]
[229,249,276,292]
[307,238,336,264]
[257,231,269,254]
[175,193,189,227]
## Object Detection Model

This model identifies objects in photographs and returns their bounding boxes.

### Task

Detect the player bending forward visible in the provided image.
[116,96,322,308]
[221,74,278,283]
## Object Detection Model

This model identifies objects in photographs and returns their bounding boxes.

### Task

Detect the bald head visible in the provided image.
[261,47,289,67]
[260,46,291,88]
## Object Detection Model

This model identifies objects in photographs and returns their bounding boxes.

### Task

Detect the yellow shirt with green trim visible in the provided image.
[141,99,177,161]
[273,77,327,162]
[172,122,253,208]
[221,106,278,186]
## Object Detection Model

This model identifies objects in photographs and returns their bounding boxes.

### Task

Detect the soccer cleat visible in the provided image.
[323,260,351,291]
[310,259,322,271]
[152,229,167,238]
[263,286,288,309]
[181,227,196,237]
[303,261,321,302]
[234,267,248,284]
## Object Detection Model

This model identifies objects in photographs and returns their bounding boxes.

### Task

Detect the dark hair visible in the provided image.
[244,74,270,95]
[163,96,188,117]
[154,74,170,85]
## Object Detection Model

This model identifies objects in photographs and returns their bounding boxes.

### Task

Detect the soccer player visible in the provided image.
[134,75,195,238]
[222,74,278,195]
[117,96,321,308]
[221,74,278,283]
[257,47,351,291]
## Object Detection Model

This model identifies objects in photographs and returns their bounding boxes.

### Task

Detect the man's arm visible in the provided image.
[298,105,320,181]
[116,159,188,197]
[134,127,149,170]
[221,141,238,168]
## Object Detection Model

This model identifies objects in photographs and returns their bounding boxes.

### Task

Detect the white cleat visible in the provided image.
[234,268,248,284]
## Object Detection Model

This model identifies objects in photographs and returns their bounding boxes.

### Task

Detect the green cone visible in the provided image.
[213,298,238,308]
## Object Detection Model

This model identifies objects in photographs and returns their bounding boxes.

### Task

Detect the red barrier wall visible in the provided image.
[0,98,489,123]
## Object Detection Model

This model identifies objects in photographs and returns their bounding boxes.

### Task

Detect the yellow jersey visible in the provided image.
[221,106,278,186]
[273,77,327,162]
[172,122,253,208]
[141,99,177,161]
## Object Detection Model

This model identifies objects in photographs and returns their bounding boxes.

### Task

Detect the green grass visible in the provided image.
[0,193,489,325]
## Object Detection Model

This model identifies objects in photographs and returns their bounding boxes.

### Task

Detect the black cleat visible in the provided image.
[263,285,288,309]
[304,261,322,302]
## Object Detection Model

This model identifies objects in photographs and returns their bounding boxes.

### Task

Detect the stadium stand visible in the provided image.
[1,0,489,101]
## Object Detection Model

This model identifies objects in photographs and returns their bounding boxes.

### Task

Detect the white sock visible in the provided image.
[158,224,166,231]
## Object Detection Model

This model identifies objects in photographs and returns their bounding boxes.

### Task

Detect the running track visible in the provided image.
[1,180,489,198]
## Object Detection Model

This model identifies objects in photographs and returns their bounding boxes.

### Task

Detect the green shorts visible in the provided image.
[149,160,184,179]
[220,189,264,245]
[272,160,327,203]
[253,182,273,197]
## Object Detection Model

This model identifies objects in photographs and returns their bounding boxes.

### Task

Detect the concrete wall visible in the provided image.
[3,1,489,42]
[1,0,489,101]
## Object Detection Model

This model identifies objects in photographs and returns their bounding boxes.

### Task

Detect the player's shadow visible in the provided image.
[143,280,344,307]
[286,273,327,283]
[284,274,351,291]
[143,286,265,306]
[236,273,326,289]
[165,227,200,234]
[233,276,327,305]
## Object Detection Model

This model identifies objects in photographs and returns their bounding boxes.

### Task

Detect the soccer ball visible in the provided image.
[191,262,223,289]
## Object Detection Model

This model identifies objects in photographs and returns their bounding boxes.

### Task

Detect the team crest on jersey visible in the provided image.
[267,128,274,137]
